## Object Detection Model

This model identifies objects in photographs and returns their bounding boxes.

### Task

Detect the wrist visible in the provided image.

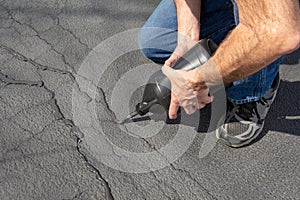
[186,69,208,92]
[175,0,201,41]
[177,15,200,41]
[178,27,200,42]
[191,59,224,90]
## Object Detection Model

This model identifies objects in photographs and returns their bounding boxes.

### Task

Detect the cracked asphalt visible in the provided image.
[0,0,299,199]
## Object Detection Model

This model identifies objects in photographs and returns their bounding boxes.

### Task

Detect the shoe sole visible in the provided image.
[216,122,265,148]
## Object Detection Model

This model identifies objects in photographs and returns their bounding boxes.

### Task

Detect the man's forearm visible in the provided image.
[174,0,201,41]
[194,0,300,88]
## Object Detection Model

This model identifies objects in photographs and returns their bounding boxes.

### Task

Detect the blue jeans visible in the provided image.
[138,0,283,104]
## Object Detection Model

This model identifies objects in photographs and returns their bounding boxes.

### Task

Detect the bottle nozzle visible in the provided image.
[118,99,158,124]
[118,111,138,124]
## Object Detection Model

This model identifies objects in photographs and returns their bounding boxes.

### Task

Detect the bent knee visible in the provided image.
[138,27,175,63]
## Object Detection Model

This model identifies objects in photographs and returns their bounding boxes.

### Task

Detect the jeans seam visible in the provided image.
[255,69,266,98]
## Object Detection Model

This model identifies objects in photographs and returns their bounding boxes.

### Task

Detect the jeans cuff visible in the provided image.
[227,96,261,105]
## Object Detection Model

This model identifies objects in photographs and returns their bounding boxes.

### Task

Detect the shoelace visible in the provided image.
[235,102,257,121]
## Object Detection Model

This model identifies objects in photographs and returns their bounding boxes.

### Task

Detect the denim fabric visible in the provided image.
[138,0,283,104]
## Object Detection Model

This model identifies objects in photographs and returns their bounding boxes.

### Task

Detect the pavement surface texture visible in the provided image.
[0,0,299,199]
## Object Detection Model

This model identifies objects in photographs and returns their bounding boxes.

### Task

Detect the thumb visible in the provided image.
[162,65,177,80]
[165,53,180,67]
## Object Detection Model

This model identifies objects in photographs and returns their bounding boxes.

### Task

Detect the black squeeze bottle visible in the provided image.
[120,39,218,124]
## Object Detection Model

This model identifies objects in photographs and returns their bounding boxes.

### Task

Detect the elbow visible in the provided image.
[285,30,300,53]
[290,31,300,52]
[277,25,300,54]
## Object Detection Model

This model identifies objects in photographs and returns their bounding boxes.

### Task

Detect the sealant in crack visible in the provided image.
[0,71,43,86]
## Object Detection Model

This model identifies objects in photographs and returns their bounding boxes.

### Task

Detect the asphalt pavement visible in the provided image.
[0,0,299,199]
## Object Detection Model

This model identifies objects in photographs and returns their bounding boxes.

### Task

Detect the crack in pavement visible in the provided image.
[0,119,57,159]
[148,141,218,199]
[1,45,216,199]
[2,2,90,52]
[56,16,91,51]
[75,139,114,200]
[97,86,218,199]
[97,87,119,122]
[96,87,179,198]
[0,44,93,102]
[42,83,115,200]
[67,191,85,200]
[0,44,73,77]
[0,66,114,199]
[1,4,216,198]
[0,3,77,74]
[149,171,176,200]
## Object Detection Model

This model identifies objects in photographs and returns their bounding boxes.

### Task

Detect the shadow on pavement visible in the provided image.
[265,48,300,136]
[264,80,300,136]
[130,80,300,137]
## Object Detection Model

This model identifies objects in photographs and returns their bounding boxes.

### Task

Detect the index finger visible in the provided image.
[169,93,180,119]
